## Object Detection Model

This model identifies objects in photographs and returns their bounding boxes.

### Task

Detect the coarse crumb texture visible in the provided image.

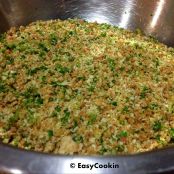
[0,19,174,155]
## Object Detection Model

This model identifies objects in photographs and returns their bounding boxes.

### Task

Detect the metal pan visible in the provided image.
[0,0,174,173]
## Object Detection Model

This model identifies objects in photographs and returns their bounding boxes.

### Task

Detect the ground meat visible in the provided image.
[0,19,174,155]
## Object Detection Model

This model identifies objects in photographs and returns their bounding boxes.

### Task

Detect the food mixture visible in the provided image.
[0,19,174,155]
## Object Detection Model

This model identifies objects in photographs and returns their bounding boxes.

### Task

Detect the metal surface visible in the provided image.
[1,0,174,46]
[0,143,174,174]
[0,0,174,173]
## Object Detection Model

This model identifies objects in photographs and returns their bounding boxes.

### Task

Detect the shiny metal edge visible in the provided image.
[0,143,174,174]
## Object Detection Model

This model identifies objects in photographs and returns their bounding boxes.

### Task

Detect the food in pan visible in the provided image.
[0,19,174,155]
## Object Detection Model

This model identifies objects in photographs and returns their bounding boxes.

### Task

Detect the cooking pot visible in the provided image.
[0,0,174,173]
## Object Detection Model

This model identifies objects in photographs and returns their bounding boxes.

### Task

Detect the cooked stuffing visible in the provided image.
[0,19,174,155]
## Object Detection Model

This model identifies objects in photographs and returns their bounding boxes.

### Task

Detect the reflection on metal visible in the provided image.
[9,168,23,174]
[0,0,173,45]
[0,0,23,26]
[119,0,134,28]
[0,144,174,174]
[150,0,165,28]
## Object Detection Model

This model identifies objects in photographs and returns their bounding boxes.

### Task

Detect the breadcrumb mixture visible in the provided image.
[0,19,174,155]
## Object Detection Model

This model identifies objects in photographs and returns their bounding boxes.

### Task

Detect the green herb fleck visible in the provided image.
[154,58,160,68]
[122,106,129,113]
[6,56,14,65]
[8,113,19,126]
[140,86,150,99]
[55,64,70,75]
[27,112,38,125]
[55,106,61,112]
[73,120,78,129]
[100,23,111,30]
[107,58,116,72]
[0,83,6,93]
[0,33,6,42]
[88,85,95,92]
[169,104,174,114]
[170,128,174,142]
[51,106,61,117]
[99,146,108,154]
[61,109,70,125]
[47,130,53,138]
[110,101,117,106]
[155,134,161,142]
[27,66,47,76]
[72,134,83,143]
[50,33,58,45]
[120,66,125,71]
[153,120,162,132]
[51,81,68,87]
[101,32,106,37]
[38,42,49,52]
[5,43,16,50]
[77,76,86,81]
[118,131,128,138]
[69,30,76,36]
[149,103,159,110]
[116,144,125,152]
[23,87,43,107]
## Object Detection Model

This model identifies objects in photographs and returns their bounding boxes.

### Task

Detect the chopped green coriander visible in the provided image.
[0,33,5,42]
[23,87,43,107]
[7,112,19,127]
[77,76,86,81]
[120,66,125,71]
[149,103,159,110]
[99,146,108,155]
[6,56,14,65]
[27,66,47,76]
[155,134,161,143]
[140,85,150,99]
[69,30,76,36]
[170,128,174,142]
[101,32,107,37]
[51,81,68,87]
[87,85,95,92]
[87,113,97,125]
[55,106,61,112]
[38,42,49,52]
[73,120,78,129]
[153,121,162,132]
[5,43,16,50]
[47,130,54,138]
[110,101,117,106]
[27,67,39,76]
[51,106,61,117]
[122,106,129,113]
[107,58,116,72]
[116,144,125,152]
[50,33,58,45]
[0,83,6,93]
[169,104,174,114]
[72,134,83,143]
[55,64,70,75]
[61,109,70,125]
[118,131,128,139]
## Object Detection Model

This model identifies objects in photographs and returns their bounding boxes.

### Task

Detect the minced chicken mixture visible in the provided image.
[0,19,174,155]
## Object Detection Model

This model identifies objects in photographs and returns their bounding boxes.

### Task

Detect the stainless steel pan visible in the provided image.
[0,0,174,173]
